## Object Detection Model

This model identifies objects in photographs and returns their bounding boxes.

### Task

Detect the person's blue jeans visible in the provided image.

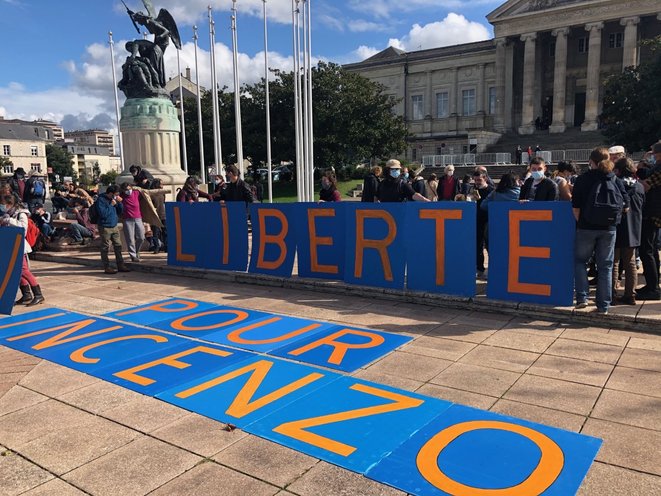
[40,223,54,238]
[574,229,616,311]
[69,223,92,242]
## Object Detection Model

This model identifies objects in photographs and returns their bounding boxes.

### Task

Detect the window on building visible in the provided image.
[609,33,624,49]
[411,95,424,120]
[578,38,589,53]
[2,145,10,156]
[412,148,417,161]
[462,89,476,116]
[436,92,449,118]
[2,164,13,174]
[30,163,41,173]
[31,145,38,157]
[488,87,497,115]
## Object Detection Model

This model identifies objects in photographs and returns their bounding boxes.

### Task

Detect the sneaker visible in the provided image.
[594,308,609,315]
[575,301,589,309]
[104,267,118,275]
[619,296,637,306]
[118,266,131,273]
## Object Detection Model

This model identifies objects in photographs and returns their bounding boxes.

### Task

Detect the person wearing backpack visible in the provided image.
[25,173,46,210]
[572,147,629,314]
[0,194,46,306]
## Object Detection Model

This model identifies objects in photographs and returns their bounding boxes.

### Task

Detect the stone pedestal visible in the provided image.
[117,97,188,199]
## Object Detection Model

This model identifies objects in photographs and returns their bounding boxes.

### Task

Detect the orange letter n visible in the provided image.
[508,210,552,297]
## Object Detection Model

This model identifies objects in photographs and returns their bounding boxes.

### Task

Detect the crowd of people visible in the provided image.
[2,141,660,313]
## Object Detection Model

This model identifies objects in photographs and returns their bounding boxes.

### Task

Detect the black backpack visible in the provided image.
[88,201,99,225]
[583,176,624,227]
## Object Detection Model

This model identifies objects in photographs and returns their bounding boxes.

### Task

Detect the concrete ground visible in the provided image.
[1,259,660,495]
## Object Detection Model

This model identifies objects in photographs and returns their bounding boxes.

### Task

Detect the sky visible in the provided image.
[0,0,502,132]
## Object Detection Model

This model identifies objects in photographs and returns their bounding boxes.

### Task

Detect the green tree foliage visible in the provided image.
[183,62,408,175]
[0,156,13,170]
[46,144,76,182]
[98,170,119,185]
[601,37,661,151]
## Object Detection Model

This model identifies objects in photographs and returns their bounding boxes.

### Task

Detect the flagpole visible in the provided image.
[231,0,245,178]
[306,0,315,201]
[301,0,310,201]
[177,49,189,175]
[208,7,221,175]
[292,0,303,202]
[193,26,206,184]
[263,0,273,203]
[108,32,124,173]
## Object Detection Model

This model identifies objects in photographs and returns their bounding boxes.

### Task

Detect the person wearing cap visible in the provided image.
[637,142,661,300]
[438,165,459,201]
[129,164,154,189]
[376,160,430,203]
[608,146,626,162]
[95,185,130,274]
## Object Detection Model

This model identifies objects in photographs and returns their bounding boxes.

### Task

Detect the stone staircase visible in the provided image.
[485,128,608,154]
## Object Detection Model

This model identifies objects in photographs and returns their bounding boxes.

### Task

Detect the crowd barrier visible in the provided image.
[167,201,575,307]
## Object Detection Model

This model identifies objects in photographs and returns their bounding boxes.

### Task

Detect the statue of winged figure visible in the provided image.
[118,0,182,99]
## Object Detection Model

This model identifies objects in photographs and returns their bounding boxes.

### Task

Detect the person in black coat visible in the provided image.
[519,158,559,201]
[612,158,645,305]
[221,164,254,205]
[129,165,154,189]
[361,166,381,202]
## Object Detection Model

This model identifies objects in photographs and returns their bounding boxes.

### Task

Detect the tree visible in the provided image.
[0,156,13,172]
[183,62,409,174]
[600,36,661,151]
[46,144,76,183]
[98,170,119,186]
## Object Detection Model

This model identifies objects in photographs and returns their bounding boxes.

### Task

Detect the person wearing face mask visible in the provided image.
[319,171,341,202]
[8,168,27,204]
[401,167,410,184]
[210,174,226,202]
[0,194,46,306]
[519,158,559,202]
[220,165,255,205]
[473,170,494,279]
[437,165,459,201]
[376,160,430,203]
[120,182,146,262]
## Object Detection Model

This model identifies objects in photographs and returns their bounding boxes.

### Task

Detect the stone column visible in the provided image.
[450,67,459,116]
[518,32,537,135]
[494,38,507,132]
[477,63,486,114]
[504,43,514,130]
[550,27,569,134]
[621,16,640,69]
[582,22,604,132]
[425,71,433,118]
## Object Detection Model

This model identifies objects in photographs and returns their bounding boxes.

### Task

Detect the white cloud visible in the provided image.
[347,20,388,33]
[388,13,490,51]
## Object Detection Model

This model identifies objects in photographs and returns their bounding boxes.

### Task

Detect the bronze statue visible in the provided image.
[118,0,182,99]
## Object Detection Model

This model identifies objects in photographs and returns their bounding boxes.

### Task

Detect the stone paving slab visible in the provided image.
[0,259,660,495]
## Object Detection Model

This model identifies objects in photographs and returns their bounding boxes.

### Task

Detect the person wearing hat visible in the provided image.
[95,185,130,274]
[637,142,661,300]
[129,164,154,189]
[608,145,626,162]
[376,160,430,203]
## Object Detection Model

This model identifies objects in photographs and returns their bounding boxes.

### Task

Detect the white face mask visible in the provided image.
[446,171,454,177]
[531,170,545,180]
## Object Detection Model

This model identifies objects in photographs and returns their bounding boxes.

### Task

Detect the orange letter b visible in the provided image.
[256,209,289,270]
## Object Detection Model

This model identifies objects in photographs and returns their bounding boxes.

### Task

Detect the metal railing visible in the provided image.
[422,153,512,166]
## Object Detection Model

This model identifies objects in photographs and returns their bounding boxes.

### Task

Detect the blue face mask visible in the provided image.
[403,173,409,180]
[0,205,7,214]
[650,155,657,166]
[531,170,545,180]
[390,169,401,179]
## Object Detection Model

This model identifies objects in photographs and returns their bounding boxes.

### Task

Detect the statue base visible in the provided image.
[118,97,188,200]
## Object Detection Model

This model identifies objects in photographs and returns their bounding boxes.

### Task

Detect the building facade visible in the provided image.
[344,0,661,161]
[0,122,49,178]
[65,129,116,152]
[60,144,118,181]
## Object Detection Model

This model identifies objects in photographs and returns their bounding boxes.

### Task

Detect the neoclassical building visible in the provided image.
[344,0,661,160]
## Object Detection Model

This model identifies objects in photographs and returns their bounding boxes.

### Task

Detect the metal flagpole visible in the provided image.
[231,0,245,178]
[301,0,310,201]
[263,0,273,203]
[108,32,125,173]
[208,7,221,175]
[177,49,189,175]
[306,0,315,201]
[193,26,206,183]
[291,0,302,201]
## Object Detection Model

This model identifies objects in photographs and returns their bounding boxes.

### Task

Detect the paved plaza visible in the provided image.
[1,259,660,495]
